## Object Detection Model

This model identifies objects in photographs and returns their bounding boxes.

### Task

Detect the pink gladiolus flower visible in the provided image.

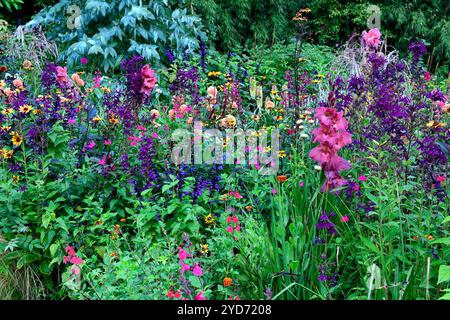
[195,291,206,300]
[141,64,157,95]
[56,66,69,86]
[309,105,352,193]
[341,215,349,223]
[361,28,382,47]
[192,264,203,277]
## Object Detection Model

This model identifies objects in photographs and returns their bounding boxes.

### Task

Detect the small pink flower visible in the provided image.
[358,175,367,182]
[71,266,80,275]
[98,156,107,166]
[232,215,239,223]
[80,57,88,65]
[353,183,360,192]
[137,125,147,131]
[68,118,76,125]
[151,132,159,139]
[180,263,191,274]
[299,181,304,188]
[226,216,232,223]
[436,175,446,184]
[233,191,243,199]
[424,71,431,82]
[93,74,101,88]
[86,141,96,149]
[226,225,234,233]
[192,264,203,277]
[271,188,277,194]
[195,291,206,300]
[287,129,294,135]
[341,215,349,223]
[235,224,241,232]
[104,139,112,145]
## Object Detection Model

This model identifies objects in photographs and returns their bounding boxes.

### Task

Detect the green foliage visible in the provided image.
[26,0,206,71]
[0,0,23,11]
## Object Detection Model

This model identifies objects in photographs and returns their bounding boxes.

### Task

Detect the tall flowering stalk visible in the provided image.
[309,98,352,192]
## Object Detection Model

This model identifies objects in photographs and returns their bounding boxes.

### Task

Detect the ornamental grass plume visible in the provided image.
[309,103,352,193]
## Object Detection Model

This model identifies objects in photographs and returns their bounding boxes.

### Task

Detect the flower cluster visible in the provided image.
[63,245,83,275]
[309,103,352,192]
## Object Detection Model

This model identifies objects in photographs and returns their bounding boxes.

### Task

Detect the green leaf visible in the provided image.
[50,243,59,258]
[17,253,39,269]
[438,265,450,284]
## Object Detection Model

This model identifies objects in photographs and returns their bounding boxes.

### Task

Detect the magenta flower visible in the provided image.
[195,291,206,300]
[192,264,203,277]
[226,225,234,233]
[86,141,96,149]
[80,57,88,65]
[341,215,349,223]
[98,155,107,166]
[93,72,101,88]
[104,139,112,145]
[178,248,188,261]
[358,175,367,182]
[271,188,277,194]
[68,118,76,125]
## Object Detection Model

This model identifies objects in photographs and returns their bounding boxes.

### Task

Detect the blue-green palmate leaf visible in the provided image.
[25,0,206,71]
